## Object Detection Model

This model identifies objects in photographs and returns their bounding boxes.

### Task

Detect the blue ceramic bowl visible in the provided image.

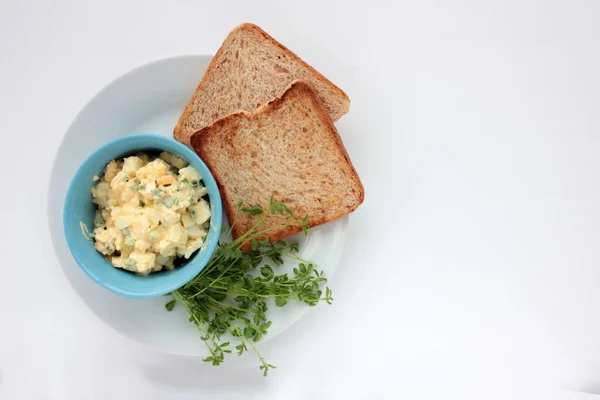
[63,134,222,298]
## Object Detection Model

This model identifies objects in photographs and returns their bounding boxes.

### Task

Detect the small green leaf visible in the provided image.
[165,299,176,311]
[236,344,245,355]
[275,297,288,307]
[301,214,310,235]
[274,203,284,215]
[260,266,274,278]
[251,238,259,251]
[325,287,334,304]
[282,204,295,218]
[241,205,263,215]
[244,275,255,289]
[233,248,243,259]
[243,326,255,338]
[210,289,227,301]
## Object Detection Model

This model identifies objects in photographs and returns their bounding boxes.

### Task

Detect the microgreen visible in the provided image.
[165,198,332,376]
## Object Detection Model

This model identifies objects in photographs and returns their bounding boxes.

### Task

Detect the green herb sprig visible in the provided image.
[165,196,332,376]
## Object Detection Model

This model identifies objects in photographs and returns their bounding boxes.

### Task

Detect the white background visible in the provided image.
[1,0,600,398]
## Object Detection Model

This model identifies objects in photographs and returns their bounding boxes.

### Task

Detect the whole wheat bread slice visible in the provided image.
[175,23,350,145]
[191,80,363,249]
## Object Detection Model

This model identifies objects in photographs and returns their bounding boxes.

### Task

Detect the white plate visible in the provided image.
[47,55,348,356]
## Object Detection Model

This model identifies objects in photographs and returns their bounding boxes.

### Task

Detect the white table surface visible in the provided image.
[1,0,599,398]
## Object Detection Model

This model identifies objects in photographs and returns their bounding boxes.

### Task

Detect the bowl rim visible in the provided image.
[63,133,222,298]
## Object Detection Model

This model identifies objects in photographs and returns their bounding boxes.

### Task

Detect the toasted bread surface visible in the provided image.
[190,80,363,249]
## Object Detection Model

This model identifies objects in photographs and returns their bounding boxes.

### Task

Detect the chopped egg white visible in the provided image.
[90,152,210,275]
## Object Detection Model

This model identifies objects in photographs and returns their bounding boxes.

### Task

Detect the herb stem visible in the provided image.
[167,198,331,375]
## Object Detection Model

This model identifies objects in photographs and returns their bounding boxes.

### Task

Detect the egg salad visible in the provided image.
[90,152,211,275]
